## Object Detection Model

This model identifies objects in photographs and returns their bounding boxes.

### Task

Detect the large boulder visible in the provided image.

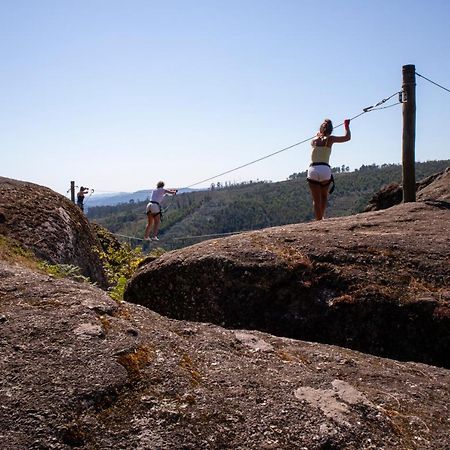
[0,177,108,287]
[364,166,450,211]
[417,167,450,202]
[1,260,450,449]
[363,182,403,212]
[125,201,450,368]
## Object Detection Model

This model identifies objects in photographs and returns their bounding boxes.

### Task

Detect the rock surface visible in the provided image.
[125,201,450,368]
[1,261,450,449]
[417,167,450,202]
[0,177,108,287]
[1,173,450,449]
[364,167,450,211]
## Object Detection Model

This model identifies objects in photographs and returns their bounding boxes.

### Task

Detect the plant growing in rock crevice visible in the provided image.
[0,235,91,283]
[92,223,164,301]
[94,243,144,301]
[37,262,91,283]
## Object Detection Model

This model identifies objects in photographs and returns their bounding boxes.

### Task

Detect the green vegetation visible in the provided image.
[97,243,144,301]
[0,235,38,268]
[0,227,156,300]
[87,160,449,250]
[37,262,91,282]
[92,223,164,301]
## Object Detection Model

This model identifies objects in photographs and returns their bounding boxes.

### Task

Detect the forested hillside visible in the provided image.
[87,160,449,249]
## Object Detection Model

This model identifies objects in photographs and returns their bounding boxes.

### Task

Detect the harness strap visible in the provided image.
[329,175,335,194]
[307,176,335,194]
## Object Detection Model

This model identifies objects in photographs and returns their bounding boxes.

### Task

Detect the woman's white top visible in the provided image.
[151,188,166,204]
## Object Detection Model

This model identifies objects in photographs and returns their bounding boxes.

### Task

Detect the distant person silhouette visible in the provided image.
[144,181,177,241]
[307,119,351,220]
[76,186,90,212]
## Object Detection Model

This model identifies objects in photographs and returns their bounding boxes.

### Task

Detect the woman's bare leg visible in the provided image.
[152,215,161,238]
[144,215,154,239]
[319,185,329,219]
[309,183,323,220]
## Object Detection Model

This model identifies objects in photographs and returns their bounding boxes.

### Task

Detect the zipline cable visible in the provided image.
[170,231,244,240]
[183,91,401,189]
[416,72,450,94]
[113,229,247,244]
[184,135,315,189]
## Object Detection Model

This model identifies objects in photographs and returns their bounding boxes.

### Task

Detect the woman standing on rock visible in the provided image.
[307,118,351,220]
[144,181,177,241]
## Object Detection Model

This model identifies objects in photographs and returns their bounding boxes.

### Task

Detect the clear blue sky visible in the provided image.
[1,0,449,195]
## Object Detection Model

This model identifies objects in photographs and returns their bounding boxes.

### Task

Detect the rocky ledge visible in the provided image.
[125,175,450,368]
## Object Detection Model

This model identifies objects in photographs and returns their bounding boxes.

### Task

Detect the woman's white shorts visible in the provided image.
[307,164,332,182]
[146,202,160,215]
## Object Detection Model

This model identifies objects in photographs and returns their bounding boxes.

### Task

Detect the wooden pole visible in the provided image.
[70,181,75,204]
[402,64,416,202]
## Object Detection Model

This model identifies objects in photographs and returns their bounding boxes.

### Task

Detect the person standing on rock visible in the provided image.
[76,186,90,212]
[307,118,351,220]
[145,181,177,241]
